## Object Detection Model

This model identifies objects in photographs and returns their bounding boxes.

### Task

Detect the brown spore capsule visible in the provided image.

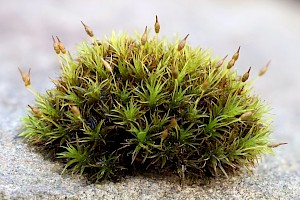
[141,26,148,45]
[56,36,66,54]
[240,111,253,121]
[100,57,113,73]
[18,67,31,87]
[71,105,81,117]
[227,58,235,69]
[81,21,94,37]
[242,67,251,82]
[170,117,177,128]
[52,35,60,54]
[154,15,160,34]
[216,55,228,68]
[259,61,270,76]
[232,46,241,61]
[28,105,42,117]
[161,128,169,139]
[177,34,189,51]
[267,142,288,148]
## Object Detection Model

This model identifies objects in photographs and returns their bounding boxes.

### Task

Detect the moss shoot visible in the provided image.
[19,16,286,183]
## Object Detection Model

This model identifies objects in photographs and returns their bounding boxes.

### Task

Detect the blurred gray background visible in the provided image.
[0,0,299,199]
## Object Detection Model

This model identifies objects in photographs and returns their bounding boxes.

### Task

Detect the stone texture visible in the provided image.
[0,0,299,199]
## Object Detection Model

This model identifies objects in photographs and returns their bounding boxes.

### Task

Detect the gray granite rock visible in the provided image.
[0,0,299,199]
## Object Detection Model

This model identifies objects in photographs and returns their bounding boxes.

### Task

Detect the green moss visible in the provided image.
[19,17,279,183]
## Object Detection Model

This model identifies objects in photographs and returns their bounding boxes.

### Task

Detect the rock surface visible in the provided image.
[0,0,299,199]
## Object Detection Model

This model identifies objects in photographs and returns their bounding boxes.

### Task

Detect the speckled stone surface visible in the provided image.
[0,0,299,199]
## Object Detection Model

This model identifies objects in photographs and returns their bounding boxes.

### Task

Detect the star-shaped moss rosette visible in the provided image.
[19,16,286,184]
